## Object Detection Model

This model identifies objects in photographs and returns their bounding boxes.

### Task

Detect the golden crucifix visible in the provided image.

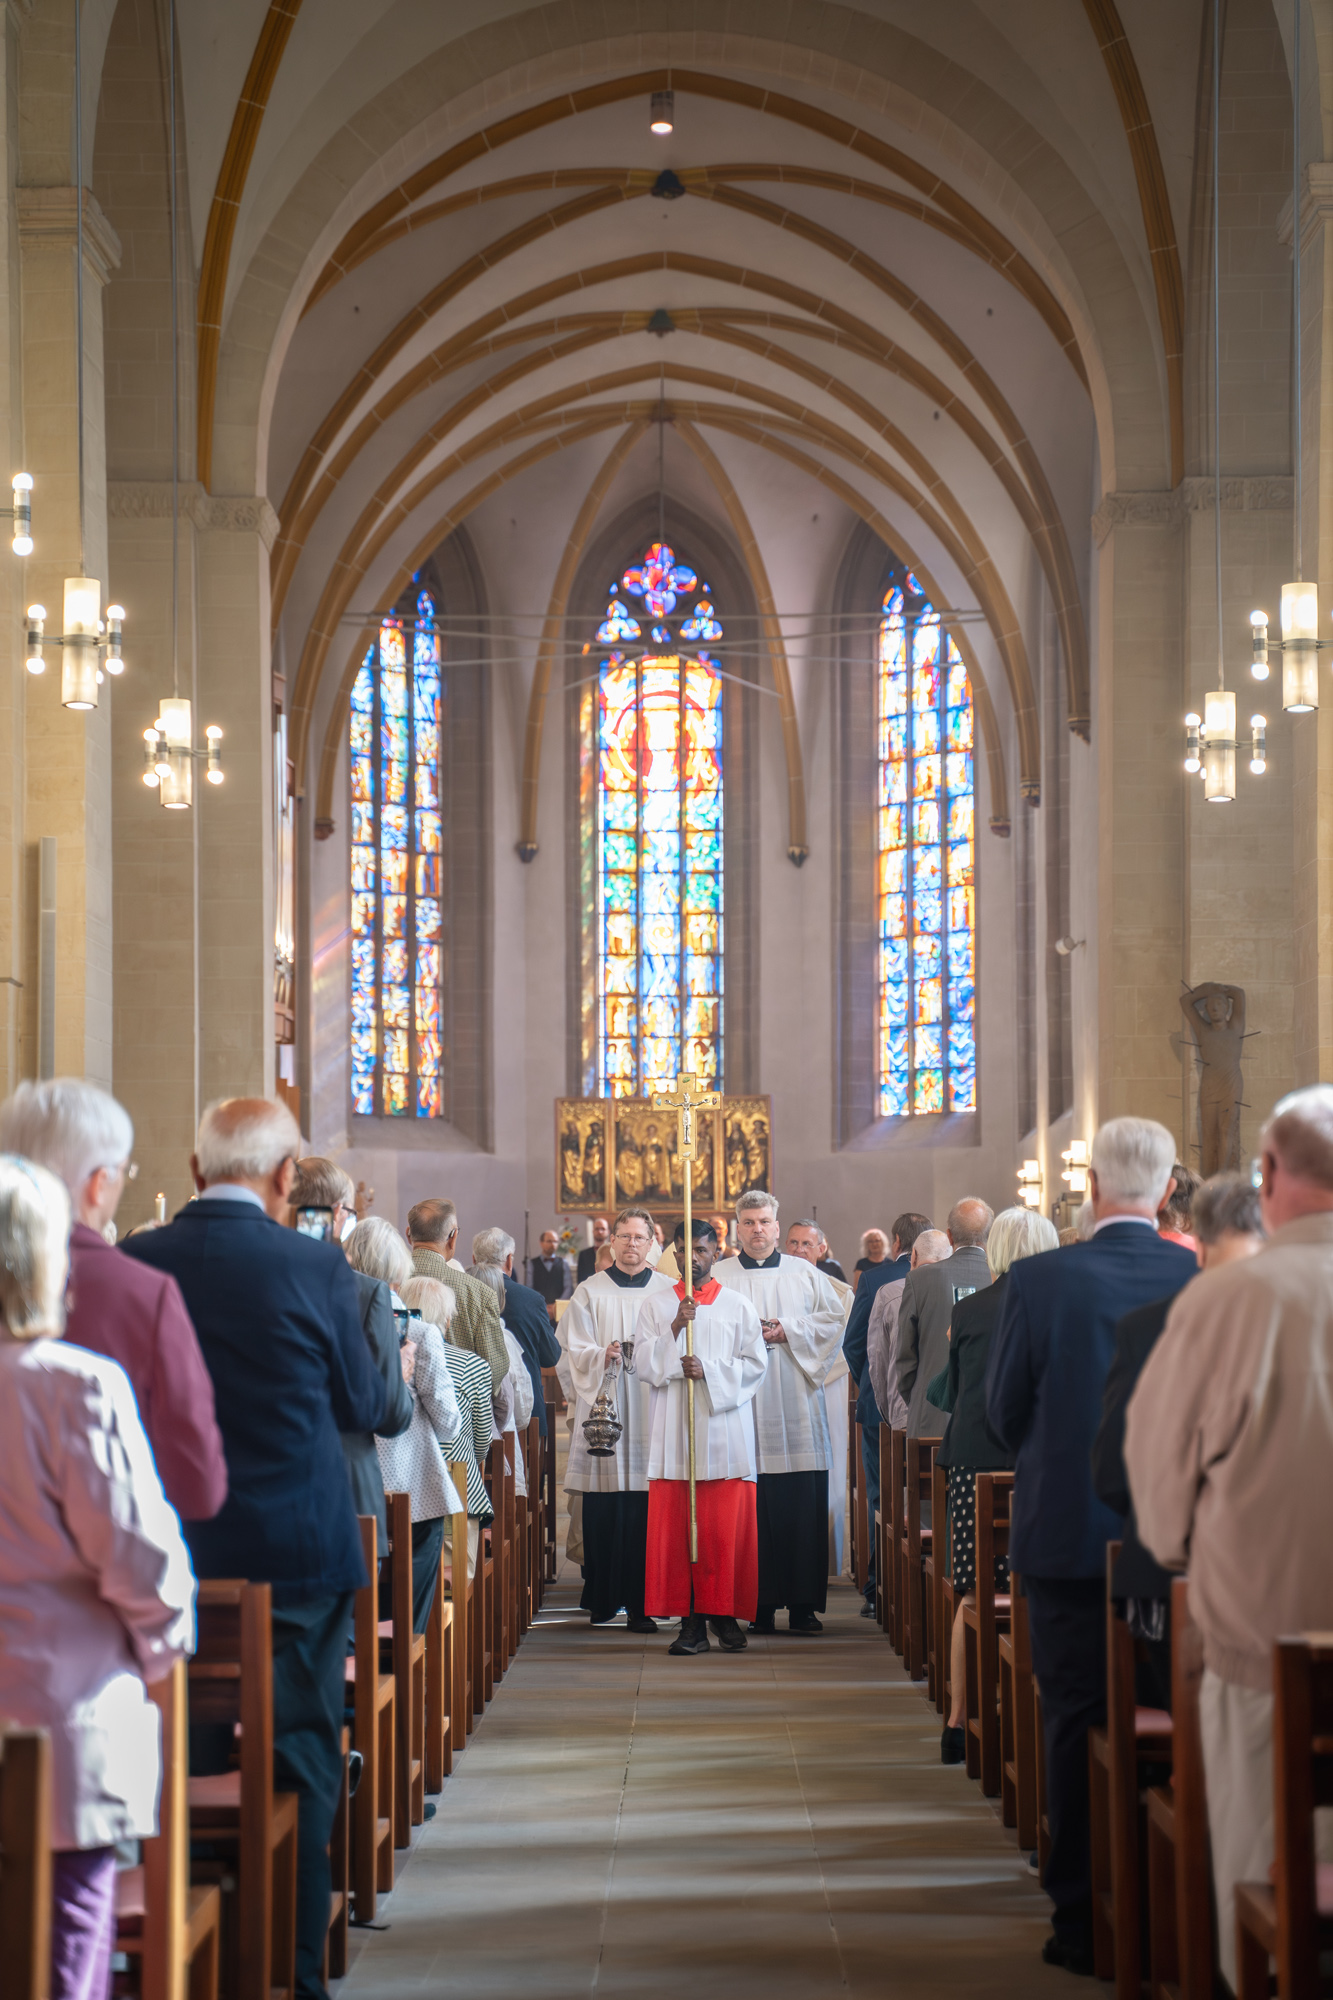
[655,1069,721,1561]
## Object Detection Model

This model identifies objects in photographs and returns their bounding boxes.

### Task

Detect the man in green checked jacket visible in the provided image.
[405,1196,509,1392]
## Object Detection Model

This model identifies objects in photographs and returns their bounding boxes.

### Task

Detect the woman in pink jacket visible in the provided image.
[0,1154,194,2000]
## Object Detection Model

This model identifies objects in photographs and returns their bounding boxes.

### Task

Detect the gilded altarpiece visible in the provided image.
[555,1096,771,1216]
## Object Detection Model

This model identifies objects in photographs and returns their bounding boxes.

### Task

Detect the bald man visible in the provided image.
[894,1199,994,1439]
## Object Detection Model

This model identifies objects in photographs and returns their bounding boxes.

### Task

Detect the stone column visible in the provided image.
[17,185,119,1086]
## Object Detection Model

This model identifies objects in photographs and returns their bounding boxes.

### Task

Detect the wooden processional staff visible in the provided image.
[656,1070,721,1562]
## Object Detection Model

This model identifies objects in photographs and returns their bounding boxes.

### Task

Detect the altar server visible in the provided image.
[563,1206,674,1631]
[639,1218,768,1654]
[713,1191,845,1632]
[786,1217,853,1577]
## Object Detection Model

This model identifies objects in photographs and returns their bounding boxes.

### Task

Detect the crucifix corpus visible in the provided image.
[655,1069,721,1561]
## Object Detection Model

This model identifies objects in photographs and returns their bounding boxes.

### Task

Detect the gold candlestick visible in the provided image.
[655,1069,721,1562]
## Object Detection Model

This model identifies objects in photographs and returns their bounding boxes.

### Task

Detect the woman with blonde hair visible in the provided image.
[928,1203,1059,1764]
[398,1270,494,1579]
[0,1154,194,1998]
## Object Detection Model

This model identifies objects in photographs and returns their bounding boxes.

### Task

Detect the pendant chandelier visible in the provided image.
[1184,0,1267,802]
[1245,1,1318,713]
[141,0,222,807]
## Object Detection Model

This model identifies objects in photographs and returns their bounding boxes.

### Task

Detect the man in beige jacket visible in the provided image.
[405,1197,509,1392]
[1125,1085,1333,1988]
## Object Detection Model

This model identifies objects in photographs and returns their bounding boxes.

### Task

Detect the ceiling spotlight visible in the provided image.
[649,89,674,136]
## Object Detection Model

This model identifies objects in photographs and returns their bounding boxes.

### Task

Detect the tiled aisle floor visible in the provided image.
[337,1566,1084,1999]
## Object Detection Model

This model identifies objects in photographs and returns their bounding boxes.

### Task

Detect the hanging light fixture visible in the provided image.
[1185,0,1266,797]
[142,0,222,808]
[649,89,674,135]
[1246,3,1323,708]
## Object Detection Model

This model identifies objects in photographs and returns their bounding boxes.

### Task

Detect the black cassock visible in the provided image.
[580,1490,650,1622]
[755,1468,829,1612]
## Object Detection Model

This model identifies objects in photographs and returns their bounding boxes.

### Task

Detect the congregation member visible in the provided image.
[529,1227,571,1319]
[398,1272,495,1578]
[291,1157,413,1553]
[1157,1159,1201,1252]
[842,1212,930,1615]
[1092,1171,1264,1712]
[930,1207,1057,1763]
[468,1262,537,1496]
[405,1197,509,1389]
[1126,1087,1333,1989]
[852,1227,889,1286]
[986,1115,1196,1979]
[868,1227,950,1435]
[0,1154,195,2000]
[123,1097,386,2000]
[639,1219,767,1655]
[815,1229,846,1282]
[895,1198,994,1439]
[0,1077,227,1522]
[563,1206,674,1631]
[346,1218,465,1631]
[576,1215,611,1283]
[472,1226,562,1436]
[785,1216,852,1577]
[713,1190,844,1634]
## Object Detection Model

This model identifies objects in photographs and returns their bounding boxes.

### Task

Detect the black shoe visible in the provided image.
[940,1724,965,1765]
[668,1615,711,1655]
[710,1617,748,1652]
[788,1610,823,1635]
[1041,1936,1095,1977]
[859,1599,877,1619]
[749,1609,776,1634]
[347,1750,364,1798]
[625,1615,659,1634]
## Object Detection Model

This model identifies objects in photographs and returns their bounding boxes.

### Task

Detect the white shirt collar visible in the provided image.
[198,1183,267,1212]
[1091,1213,1158,1236]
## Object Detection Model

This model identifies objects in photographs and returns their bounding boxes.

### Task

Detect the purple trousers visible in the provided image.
[51,1847,117,2000]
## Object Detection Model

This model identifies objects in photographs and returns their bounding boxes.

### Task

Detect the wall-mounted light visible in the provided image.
[649,89,674,135]
[1054,935,1085,957]
[1061,1138,1089,1195]
[2,473,33,556]
[1016,1160,1043,1209]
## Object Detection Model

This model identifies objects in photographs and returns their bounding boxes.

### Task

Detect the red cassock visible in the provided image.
[644,1476,758,1620]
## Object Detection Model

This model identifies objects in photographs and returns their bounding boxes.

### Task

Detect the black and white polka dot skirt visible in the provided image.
[946,1465,1010,1596]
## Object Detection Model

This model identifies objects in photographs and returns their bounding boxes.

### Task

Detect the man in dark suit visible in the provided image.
[842,1211,932,1615]
[471,1226,562,1434]
[530,1228,570,1320]
[1091,1171,1263,1710]
[987,1117,1197,1977]
[575,1215,611,1285]
[125,1099,386,2000]
[895,1199,994,1438]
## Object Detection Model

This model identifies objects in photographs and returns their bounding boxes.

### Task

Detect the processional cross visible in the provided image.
[655,1070,721,1561]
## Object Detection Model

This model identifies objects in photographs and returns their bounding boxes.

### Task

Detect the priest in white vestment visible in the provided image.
[713,1190,846,1633]
[563,1206,674,1631]
[638,1219,768,1655]
[785,1218,853,1578]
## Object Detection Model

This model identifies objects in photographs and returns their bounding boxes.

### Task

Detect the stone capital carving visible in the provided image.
[1091,489,1178,544]
[108,481,280,550]
[1094,476,1293,544]
[1279,164,1333,251]
[16,186,121,283]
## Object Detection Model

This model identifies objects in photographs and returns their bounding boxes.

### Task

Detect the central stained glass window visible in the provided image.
[590,541,724,1097]
[349,583,444,1118]
[877,570,976,1116]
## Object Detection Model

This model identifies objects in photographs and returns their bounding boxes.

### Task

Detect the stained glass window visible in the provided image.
[590,541,724,1097]
[877,571,976,1116]
[350,583,444,1118]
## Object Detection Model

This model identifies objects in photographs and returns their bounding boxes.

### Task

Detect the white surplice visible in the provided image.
[562,1268,676,1493]
[712,1252,846,1473]
[635,1283,768,1481]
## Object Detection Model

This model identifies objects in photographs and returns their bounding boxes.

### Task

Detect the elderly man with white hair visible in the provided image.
[1126,1088,1333,1990]
[124,1097,386,2000]
[713,1190,844,1634]
[986,1116,1197,1979]
[472,1225,562,1439]
[0,1077,227,1522]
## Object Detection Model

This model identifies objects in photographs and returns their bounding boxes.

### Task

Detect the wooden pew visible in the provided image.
[543,1397,558,1581]
[0,1724,51,2000]
[484,1440,514,1683]
[347,1516,395,1922]
[999,1574,1039,1852]
[381,1491,426,1842]
[188,1580,298,2000]
[423,1532,455,1794]
[927,1454,951,1715]
[852,1412,870,1596]
[889,1428,907,1656]
[115,1660,223,2000]
[961,1470,1013,1795]
[1145,1578,1212,2000]
[1088,1543,1173,1992]
[903,1437,937,1683]
[1235,1633,1333,2000]
[443,1463,471,1751]
[324,1728,350,1985]
[502,1432,519,1670]
[526,1413,544,1616]
[876,1426,891,1632]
